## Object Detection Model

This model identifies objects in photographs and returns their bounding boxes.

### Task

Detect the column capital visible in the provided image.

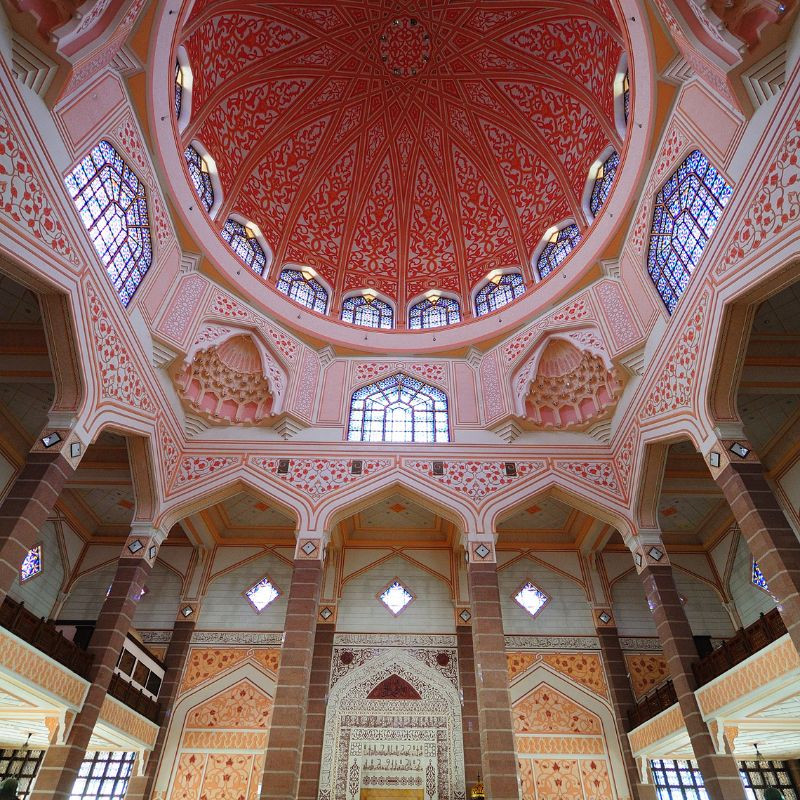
[591,606,616,628]
[176,599,201,621]
[32,422,86,469]
[462,533,496,564]
[703,435,760,480]
[294,532,329,561]
[629,529,669,572]
[122,524,167,564]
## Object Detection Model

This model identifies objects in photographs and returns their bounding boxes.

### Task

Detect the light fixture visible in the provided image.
[709,451,721,468]
[301,268,316,281]
[647,546,664,561]
[70,441,82,458]
[180,605,194,617]
[320,606,333,620]
[598,611,612,624]
[127,539,144,554]
[729,442,750,459]
[41,432,61,448]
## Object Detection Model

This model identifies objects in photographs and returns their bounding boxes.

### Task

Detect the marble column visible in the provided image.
[297,620,335,800]
[632,537,746,800]
[708,440,800,654]
[0,428,82,603]
[593,608,657,800]
[124,607,197,800]
[259,535,326,800]
[456,623,483,794]
[465,538,520,800]
[31,528,163,800]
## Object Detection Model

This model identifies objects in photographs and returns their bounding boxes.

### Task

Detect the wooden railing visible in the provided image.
[628,678,678,729]
[0,597,93,679]
[692,607,787,687]
[108,672,161,723]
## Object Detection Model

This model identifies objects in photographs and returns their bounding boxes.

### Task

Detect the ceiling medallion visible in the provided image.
[379,17,431,77]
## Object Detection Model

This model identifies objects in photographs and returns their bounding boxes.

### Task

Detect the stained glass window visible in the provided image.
[348,373,449,443]
[739,760,799,799]
[341,294,393,329]
[623,70,631,124]
[752,560,769,591]
[20,545,41,582]
[647,149,732,314]
[221,218,267,275]
[409,296,461,329]
[65,140,153,306]
[475,272,525,316]
[0,749,45,799]
[513,581,550,618]
[650,760,709,799]
[378,579,414,615]
[244,576,281,612]
[69,752,135,800]
[184,144,214,212]
[589,151,620,217]
[174,60,182,118]
[276,268,328,313]
[537,224,581,278]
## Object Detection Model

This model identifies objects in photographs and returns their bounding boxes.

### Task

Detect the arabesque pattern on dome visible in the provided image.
[179,0,625,310]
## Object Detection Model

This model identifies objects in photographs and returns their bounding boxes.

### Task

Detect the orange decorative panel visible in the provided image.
[169,753,207,800]
[580,759,614,799]
[201,753,256,800]
[514,685,601,735]
[507,652,608,699]
[186,679,272,730]
[625,653,669,699]
[533,759,583,800]
[179,647,280,695]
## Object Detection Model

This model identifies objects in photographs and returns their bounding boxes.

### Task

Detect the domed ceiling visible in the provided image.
[178,1,626,310]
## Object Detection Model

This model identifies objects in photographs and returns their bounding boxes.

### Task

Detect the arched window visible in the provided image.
[589,151,620,217]
[341,294,393,329]
[175,60,183,118]
[184,144,214,212]
[647,149,732,314]
[65,140,153,306]
[348,373,449,443]
[623,70,631,124]
[276,268,328,313]
[475,272,525,316]
[536,224,581,278]
[409,296,461,329]
[221,218,267,275]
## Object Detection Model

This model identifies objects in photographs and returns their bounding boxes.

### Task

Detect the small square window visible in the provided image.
[378,578,415,615]
[20,544,42,582]
[513,581,550,618]
[244,576,281,613]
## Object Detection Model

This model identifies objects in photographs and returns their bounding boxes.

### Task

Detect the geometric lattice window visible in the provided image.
[244,575,281,613]
[184,144,214,213]
[65,141,153,307]
[513,581,550,618]
[20,545,42,583]
[377,578,415,616]
[341,294,393,329]
[537,223,582,279]
[650,759,708,799]
[752,559,769,591]
[589,151,620,217]
[70,751,136,800]
[739,759,799,800]
[647,149,732,314]
[276,268,328,313]
[409,296,461,329]
[475,272,525,316]
[623,70,631,124]
[175,60,183,118]
[348,373,449,443]
[0,748,44,799]
[221,218,267,275]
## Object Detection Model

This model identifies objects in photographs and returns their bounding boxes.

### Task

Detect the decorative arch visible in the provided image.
[319,648,465,800]
[175,45,193,133]
[184,141,221,217]
[534,221,582,279]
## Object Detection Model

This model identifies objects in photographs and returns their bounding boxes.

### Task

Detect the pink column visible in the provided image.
[593,608,657,800]
[259,535,325,800]
[465,538,520,800]
[457,623,482,794]
[0,429,82,604]
[709,441,800,654]
[31,528,163,800]
[632,538,746,800]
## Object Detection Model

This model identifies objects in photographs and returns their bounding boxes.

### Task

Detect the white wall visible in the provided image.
[134,562,182,629]
[498,556,594,635]
[672,570,734,638]
[8,519,63,618]
[610,571,657,637]
[337,553,455,634]
[729,537,776,627]
[198,551,292,630]
[58,562,116,620]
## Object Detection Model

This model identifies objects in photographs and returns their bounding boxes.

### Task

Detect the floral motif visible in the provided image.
[554,460,620,496]
[514,685,601,735]
[179,647,280,695]
[625,653,669,699]
[172,455,242,489]
[187,679,272,729]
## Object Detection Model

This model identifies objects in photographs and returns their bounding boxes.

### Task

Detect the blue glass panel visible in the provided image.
[589,151,620,217]
[276,268,328,313]
[184,145,214,212]
[752,560,769,590]
[537,224,581,278]
[175,60,182,118]
[475,272,525,316]
[409,296,461,329]
[348,373,449,443]
[341,295,393,329]
[646,149,732,314]
[20,545,41,582]
[221,218,267,275]
[64,141,153,307]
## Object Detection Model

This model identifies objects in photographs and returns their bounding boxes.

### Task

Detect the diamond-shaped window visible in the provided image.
[752,560,769,591]
[378,579,414,615]
[513,581,550,618]
[244,576,281,612]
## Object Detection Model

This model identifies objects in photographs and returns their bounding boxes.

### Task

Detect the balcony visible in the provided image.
[629,678,678,728]
[107,672,160,723]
